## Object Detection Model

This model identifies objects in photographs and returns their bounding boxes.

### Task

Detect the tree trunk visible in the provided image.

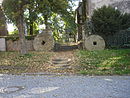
[29,21,33,35]
[44,15,49,30]
[82,0,87,22]
[29,9,33,35]
[77,25,83,41]
[17,12,28,54]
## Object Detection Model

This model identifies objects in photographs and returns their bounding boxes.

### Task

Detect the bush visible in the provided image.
[121,13,130,30]
[91,6,130,36]
[9,30,19,35]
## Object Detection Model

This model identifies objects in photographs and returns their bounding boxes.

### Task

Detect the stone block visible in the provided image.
[6,40,34,51]
[0,38,6,51]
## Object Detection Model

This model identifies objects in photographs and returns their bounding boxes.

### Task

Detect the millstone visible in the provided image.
[33,29,54,51]
[84,35,105,51]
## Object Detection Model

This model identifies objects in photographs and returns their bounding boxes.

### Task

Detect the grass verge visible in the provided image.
[76,49,130,75]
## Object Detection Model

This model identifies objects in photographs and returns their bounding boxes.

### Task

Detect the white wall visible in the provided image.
[0,38,6,51]
[88,0,130,16]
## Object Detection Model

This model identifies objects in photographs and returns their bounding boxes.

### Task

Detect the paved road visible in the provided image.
[0,73,130,98]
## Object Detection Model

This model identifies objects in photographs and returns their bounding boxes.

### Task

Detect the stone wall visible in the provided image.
[88,0,130,16]
[6,40,34,51]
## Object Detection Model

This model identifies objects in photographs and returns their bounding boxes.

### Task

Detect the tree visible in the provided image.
[92,6,122,36]
[2,0,76,43]
[35,0,76,40]
[24,0,38,35]
[35,0,73,29]
[2,0,29,54]
[92,6,130,37]
[0,6,8,36]
[121,13,130,30]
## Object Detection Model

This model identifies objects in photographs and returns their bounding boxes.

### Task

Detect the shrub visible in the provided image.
[91,6,130,36]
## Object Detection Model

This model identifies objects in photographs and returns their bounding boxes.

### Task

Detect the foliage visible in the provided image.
[121,13,130,30]
[0,6,6,26]
[49,12,76,41]
[91,6,130,36]
[25,35,36,40]
[9,29,19,35]
[2,0,76,38]
[36,0,76,40]
[36,0,76,37]
[77,49,130,75]
[2,0,29,24]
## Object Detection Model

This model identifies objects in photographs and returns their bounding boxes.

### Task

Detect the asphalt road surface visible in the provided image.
[0,73,130,98]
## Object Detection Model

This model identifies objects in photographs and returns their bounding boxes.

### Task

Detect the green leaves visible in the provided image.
[92,6,130,36]
[2,0,27,24]
[2,0,76,37]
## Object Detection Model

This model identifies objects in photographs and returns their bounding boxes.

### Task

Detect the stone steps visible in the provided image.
[51,58,72,70]
[52,59,71,64]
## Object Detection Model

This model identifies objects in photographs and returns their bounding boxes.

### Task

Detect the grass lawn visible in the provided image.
[77,49,130,75]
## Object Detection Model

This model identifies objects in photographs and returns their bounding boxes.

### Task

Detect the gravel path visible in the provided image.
[0,74,130,98]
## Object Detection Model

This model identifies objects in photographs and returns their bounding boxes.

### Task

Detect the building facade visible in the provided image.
[88,0,130,16]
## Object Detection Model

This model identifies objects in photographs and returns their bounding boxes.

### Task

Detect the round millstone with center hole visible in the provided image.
[33,29,54,51]
[84,35,105,51]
